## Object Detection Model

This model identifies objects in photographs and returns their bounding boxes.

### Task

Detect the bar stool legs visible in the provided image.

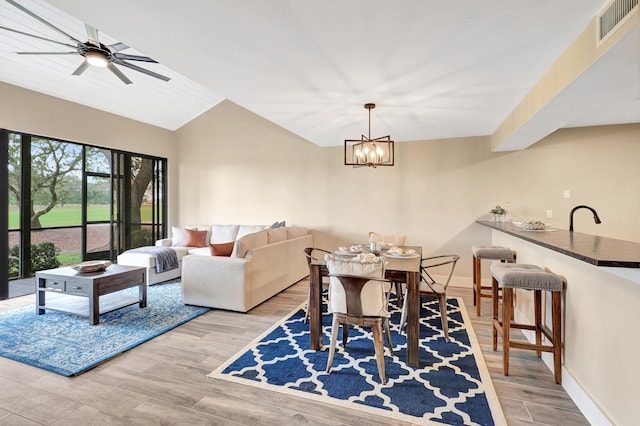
[471,246,515,316]
[491,263,564,385]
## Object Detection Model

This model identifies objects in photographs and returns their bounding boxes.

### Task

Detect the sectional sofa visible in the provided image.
[117,224,313,312]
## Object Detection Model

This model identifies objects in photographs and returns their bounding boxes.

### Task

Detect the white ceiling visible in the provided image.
[1,0,639,149]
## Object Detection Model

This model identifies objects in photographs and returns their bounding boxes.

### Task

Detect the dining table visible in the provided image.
[308,245,423,368]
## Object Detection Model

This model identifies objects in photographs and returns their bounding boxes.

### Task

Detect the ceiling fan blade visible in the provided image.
[71,60,90,76]
[107,63,132,85]
[0,24,77,49]
[109,42,128,52]
[114,53,157,63]
[84,23,99,43]
[5,0,82,44]
[115,59,170,82]
[16,51,77,55]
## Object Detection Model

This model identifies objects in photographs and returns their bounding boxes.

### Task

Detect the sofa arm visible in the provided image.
[156,238,172,247]
[181,255,252,312]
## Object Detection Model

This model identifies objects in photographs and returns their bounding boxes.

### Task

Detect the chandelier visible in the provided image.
[344,103,394,167]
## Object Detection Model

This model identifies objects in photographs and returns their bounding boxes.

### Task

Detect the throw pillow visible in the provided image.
[184,229,208,247]
[270,220,286,229]
[210,241,235,257]
[171,226,187,247]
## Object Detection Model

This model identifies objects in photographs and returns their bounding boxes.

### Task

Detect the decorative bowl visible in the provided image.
[513,221,549,231]
[72,260,112,272]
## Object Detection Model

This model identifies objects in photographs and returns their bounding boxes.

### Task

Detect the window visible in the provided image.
[1,129,167,299]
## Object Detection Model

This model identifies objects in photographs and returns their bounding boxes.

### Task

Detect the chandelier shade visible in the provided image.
[344,103,394,167]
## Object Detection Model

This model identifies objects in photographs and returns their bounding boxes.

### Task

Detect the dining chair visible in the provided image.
[325,256,394,384]
[368,232,407,305]
[399,254,460,342]
[302,247,332,323]
[368,231,406,246]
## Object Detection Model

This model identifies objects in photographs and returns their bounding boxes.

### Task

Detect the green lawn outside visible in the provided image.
[8,204,156,228]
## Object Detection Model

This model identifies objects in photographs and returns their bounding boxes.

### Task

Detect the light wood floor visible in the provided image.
[0,280,589,425]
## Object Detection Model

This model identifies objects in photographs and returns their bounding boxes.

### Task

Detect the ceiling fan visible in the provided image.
[0,0,170,84]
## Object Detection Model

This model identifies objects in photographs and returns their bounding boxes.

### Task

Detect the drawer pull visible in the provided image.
[71,286,82,290]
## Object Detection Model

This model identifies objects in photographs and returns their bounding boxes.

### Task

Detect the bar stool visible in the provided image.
[490,263,564,384]
[471,245,516,316]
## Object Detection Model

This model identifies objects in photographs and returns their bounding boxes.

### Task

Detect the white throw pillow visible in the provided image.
[326,257,388,317]
[171,226,187,247]
[211,224,240,244]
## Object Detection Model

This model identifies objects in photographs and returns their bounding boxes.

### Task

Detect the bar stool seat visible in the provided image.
[471,245,515,316]
[490,263,564,384]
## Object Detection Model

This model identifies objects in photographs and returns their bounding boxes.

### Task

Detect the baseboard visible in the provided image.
[520,330,613,426]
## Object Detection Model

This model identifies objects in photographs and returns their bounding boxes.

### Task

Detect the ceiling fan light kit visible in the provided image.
[85,50,108,67]
[344,103,395,168]
[1,0,170,85]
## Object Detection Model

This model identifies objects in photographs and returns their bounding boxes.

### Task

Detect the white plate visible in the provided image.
[384,252,420,259]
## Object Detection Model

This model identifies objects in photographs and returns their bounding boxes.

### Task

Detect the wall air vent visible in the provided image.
[597,0,638,44]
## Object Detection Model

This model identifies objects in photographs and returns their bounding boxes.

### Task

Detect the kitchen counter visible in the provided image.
[476,220,640,425]
[476,220,640,268]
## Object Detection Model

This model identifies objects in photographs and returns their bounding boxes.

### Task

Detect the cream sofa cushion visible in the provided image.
[237,225,269,240]
[286,227,308,239]
[267,228,287,243]
[211,224,239,244]
[232,229,268,258]
[187,247,211,256]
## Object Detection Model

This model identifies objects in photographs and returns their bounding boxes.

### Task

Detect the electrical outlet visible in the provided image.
[563,189,571,198]
[546,210,553,219]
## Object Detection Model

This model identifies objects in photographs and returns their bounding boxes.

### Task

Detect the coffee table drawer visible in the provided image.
[65,280,89,295]
[43,278,64,291]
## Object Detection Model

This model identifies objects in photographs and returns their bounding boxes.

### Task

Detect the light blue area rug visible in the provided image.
[210,294,505,426]
[0,280,209,376]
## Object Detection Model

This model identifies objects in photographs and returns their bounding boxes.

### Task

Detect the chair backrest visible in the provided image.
[326,257,389,317]
[421,254,460,290]
[303,247,332,267]
[368,232,406,246]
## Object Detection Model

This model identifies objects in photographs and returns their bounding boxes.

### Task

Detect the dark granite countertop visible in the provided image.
[476,220,640,268]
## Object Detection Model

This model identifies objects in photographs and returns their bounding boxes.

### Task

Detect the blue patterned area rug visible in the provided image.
[0,281,209,376]
[210,295,505,426]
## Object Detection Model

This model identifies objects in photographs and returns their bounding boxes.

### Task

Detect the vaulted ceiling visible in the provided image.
[1,0,638,149]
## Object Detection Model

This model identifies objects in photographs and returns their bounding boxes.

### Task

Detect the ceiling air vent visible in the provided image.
[597,0,638,43]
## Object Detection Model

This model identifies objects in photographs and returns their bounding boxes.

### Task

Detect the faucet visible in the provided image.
[569,205,602,232]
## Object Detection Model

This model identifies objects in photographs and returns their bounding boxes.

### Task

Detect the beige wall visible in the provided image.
[0,81,179,222]
[3,84,638,282]
[176,101,640,282]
